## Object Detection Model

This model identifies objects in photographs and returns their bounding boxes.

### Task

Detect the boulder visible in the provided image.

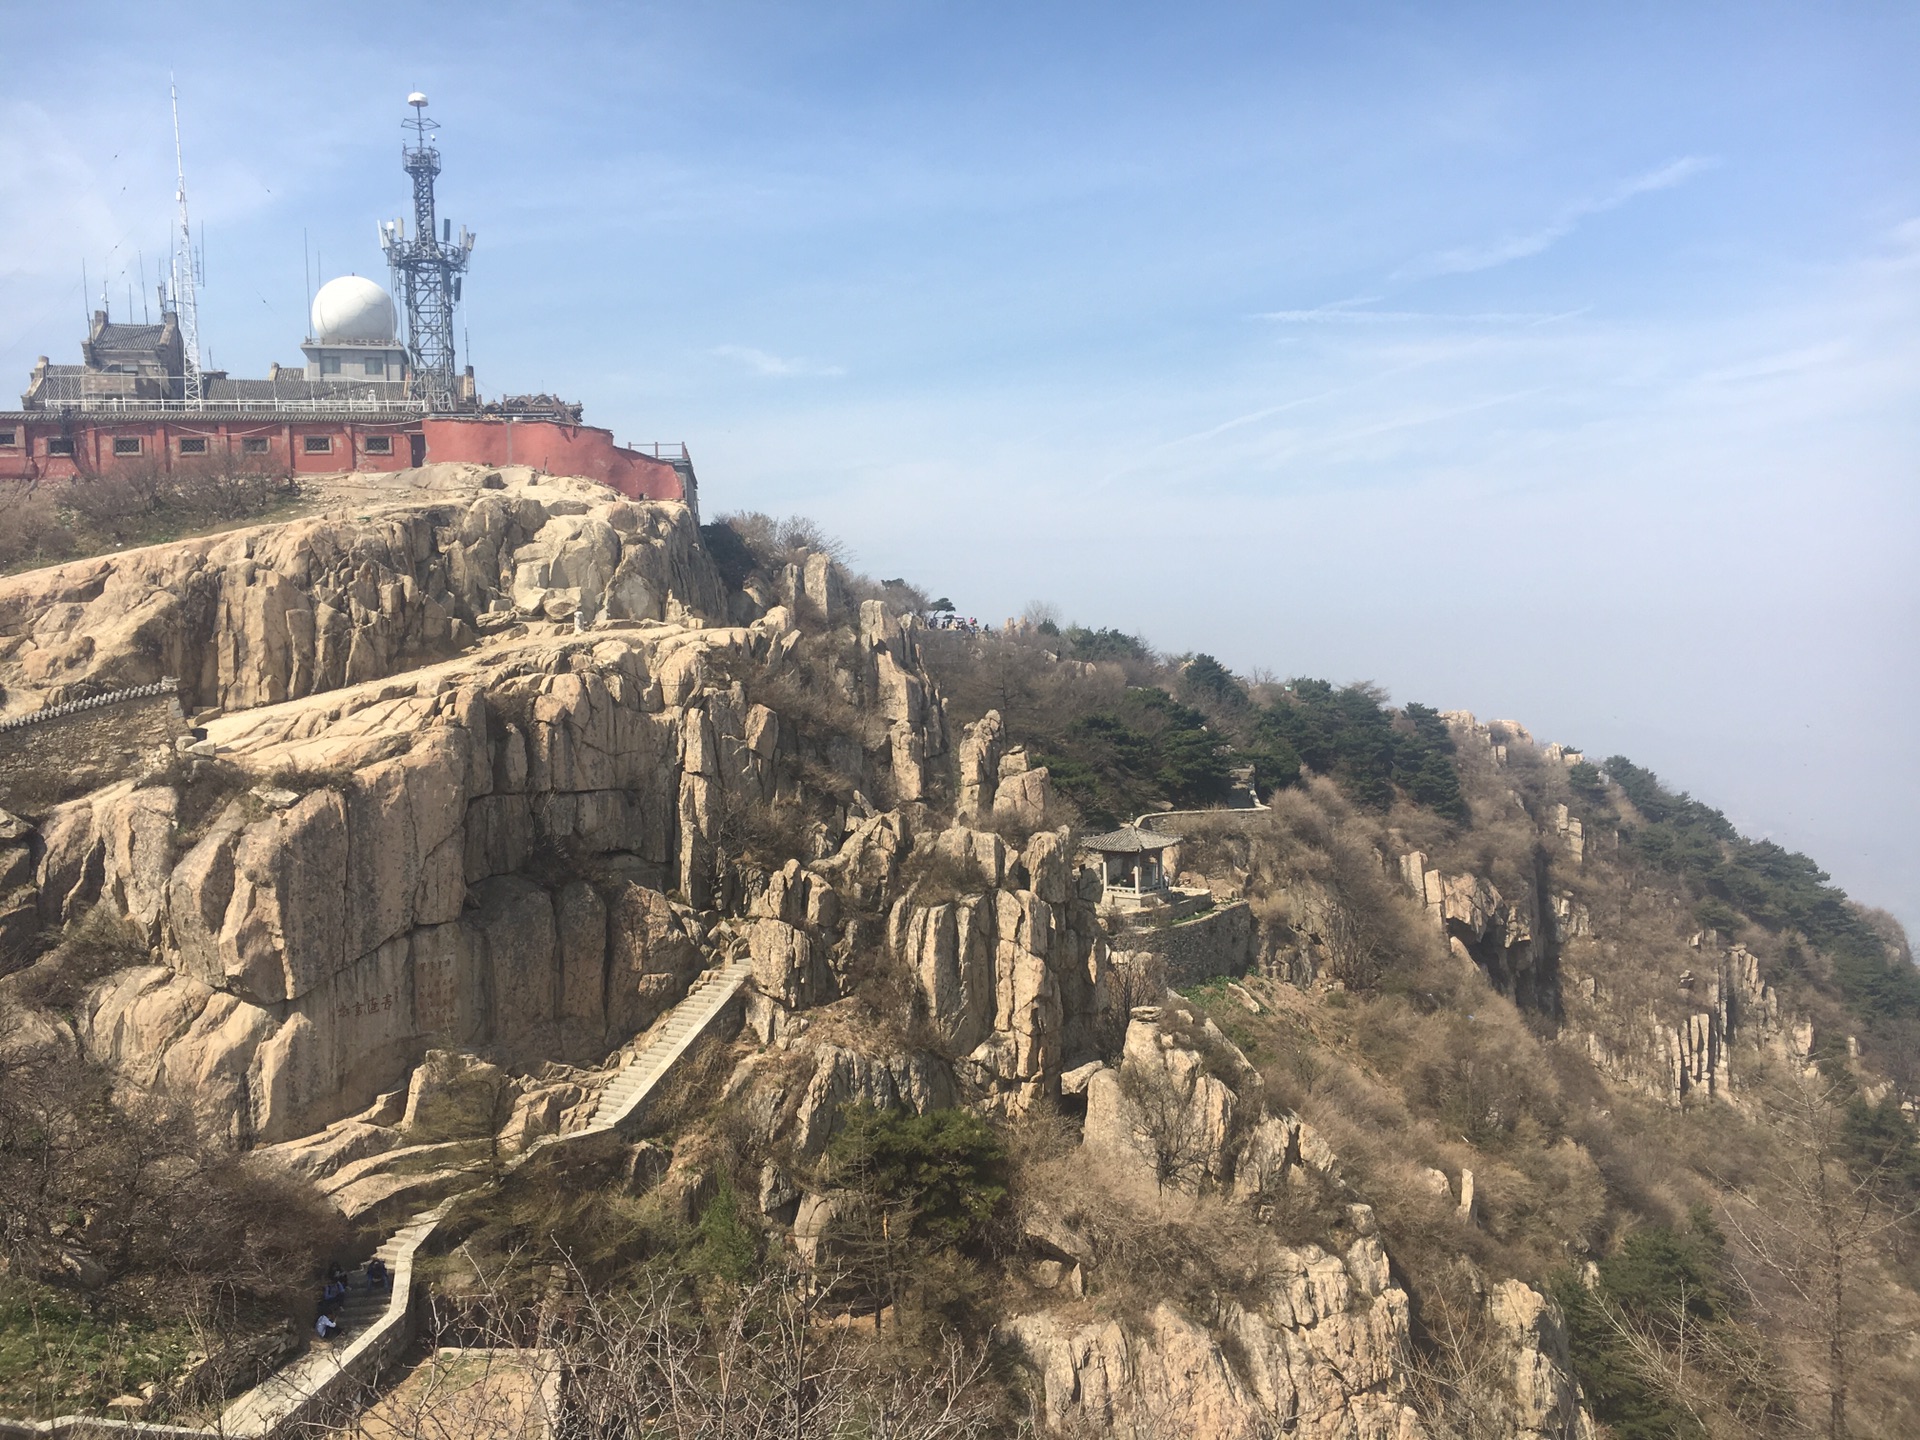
[749,917,825,1010]
[801,553,849,628]
[1485,1280,1593,1439]
[788,1043,956,1157]
[400,1050,510,1139]
[606,883,704,1035]
[956,711,1004,822]
[991,766,1054,831]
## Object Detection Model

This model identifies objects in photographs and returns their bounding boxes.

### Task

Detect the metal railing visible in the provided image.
[627,441,689,461]
[30,393,428,415]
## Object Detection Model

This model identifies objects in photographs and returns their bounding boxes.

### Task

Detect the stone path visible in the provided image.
[216,956,754,1437]
[220,1206,446,1436]
[591,957,754,1130]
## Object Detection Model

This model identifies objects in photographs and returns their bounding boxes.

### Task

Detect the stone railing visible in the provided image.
[0,679,179,734]
[1128,805,1270,838]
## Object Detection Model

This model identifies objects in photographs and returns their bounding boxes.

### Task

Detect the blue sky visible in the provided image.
[4,3,1917,931]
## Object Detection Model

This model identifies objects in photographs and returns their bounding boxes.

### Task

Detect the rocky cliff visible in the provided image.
[7,464,1912,1437]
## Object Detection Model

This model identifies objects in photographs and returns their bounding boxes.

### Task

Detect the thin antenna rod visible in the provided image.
[169,77,204,408]
[139,251,150,324]
[82,260,90,326]
[303,229,313,333]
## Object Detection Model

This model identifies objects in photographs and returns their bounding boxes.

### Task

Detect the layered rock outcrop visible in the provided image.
[1003,1006,1593,1439]
[1398,851,1556,1011]
[1568,935,1788,1105]
[0,468,722,725]
[885,823,1109,1107]
[6,485,948,1144]
[0,481,1635,1437]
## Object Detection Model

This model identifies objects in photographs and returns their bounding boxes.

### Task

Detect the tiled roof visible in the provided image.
[25,369,91,403]
[93,323,171,352]
[1080,824,1178,853]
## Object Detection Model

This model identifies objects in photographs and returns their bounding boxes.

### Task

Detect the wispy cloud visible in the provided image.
[712,343,845,378]
[1256,297,1573,324]
[1405,155,1718,278]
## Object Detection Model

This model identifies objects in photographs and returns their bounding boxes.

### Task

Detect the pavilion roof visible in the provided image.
[1081,824,1178,854]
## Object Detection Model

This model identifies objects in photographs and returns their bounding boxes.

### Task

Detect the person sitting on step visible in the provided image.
[315,1309,339,1340]
[365,1257,390,1292]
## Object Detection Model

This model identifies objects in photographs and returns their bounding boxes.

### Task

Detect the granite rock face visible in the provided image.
[6,483,951,1145]
[55,624,738,1141]
[1398,851,1554,1012]
[1007,1270,1424,1440]
[2,483,1638,1438]
[1484,1281,1597,1440]
[0,469,722,722]
[884,825,1112,1108]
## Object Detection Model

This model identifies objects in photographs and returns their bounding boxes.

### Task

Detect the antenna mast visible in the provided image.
[380,93,475,410]
[168,80,205,407]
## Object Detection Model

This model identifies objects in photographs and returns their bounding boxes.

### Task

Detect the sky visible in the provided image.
[3,3,1916,933]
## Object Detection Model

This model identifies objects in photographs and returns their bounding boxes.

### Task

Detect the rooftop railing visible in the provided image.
[628,441,690,461]
[29,393,429,415]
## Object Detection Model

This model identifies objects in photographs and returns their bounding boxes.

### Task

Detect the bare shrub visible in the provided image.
[713,786,816,870]
[58,464,168,540]
[1011,1141,1298,1321]
[715,511,849,574]
[1244,783,1437,994]
[5,904,151,1012]
[742,632,880,785]
[1717,1072,1920,1440]
[1116,1061,1218,1195]
[0,994,341,1409]
[0,482,74,570]
[897,842,993,908]
[0,463,298,575]
[361,1257,1005,1440]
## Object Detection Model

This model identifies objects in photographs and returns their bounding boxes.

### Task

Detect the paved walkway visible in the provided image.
[218,956,754,1437]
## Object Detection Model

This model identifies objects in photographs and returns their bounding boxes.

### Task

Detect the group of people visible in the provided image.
[929,613,988,634]
[313,1257,392,1340]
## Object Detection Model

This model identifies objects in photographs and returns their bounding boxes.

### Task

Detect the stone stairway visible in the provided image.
[221,1204,447,1435]
[323,1243,397,1336]
[216,955,757,1437]
[590,957,755,1130]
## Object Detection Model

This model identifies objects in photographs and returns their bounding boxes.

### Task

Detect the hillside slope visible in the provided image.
[0,472,1914,1438]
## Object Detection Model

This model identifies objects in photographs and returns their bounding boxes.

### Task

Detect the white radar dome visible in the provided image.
[311,275,398,344]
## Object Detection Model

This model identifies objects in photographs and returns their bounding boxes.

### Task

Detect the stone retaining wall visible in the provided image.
[0,682,185,814]
[1117,900,1256,987]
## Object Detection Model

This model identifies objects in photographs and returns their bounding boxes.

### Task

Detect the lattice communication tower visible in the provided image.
[379,94,475,409]
[168,82,205,408]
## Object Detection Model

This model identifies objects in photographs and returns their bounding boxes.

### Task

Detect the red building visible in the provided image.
[2,305,696,514]
[0,408,695,513]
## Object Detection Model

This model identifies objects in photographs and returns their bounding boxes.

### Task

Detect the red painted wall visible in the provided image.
[421,418,685,502]
[0,415,687,506]
[0,418,414,482]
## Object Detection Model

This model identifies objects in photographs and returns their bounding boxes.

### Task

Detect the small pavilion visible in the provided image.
[1082,824,1178,903]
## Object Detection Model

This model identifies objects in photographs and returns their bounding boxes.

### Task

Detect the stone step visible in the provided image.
[588,964,753,1125]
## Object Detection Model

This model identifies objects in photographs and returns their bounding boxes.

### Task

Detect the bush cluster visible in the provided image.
[1603,754,1920,1036]
[0,463,299,571]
